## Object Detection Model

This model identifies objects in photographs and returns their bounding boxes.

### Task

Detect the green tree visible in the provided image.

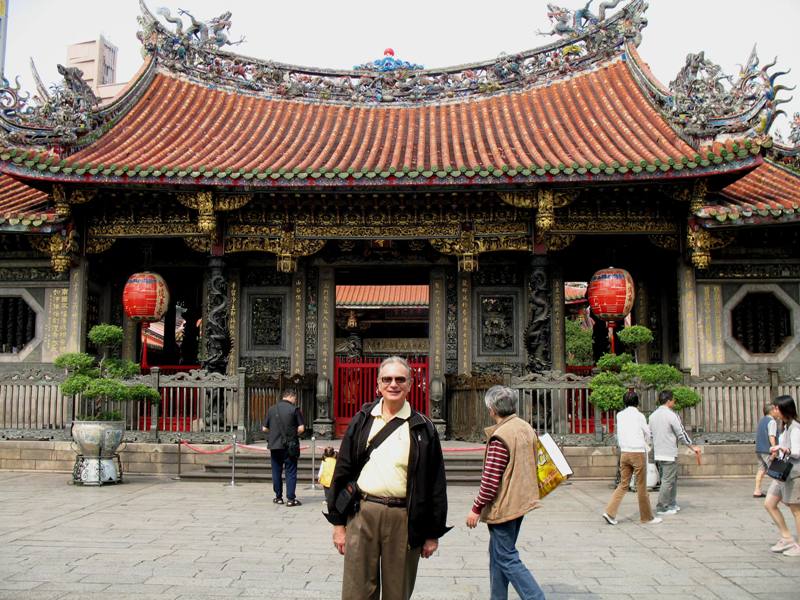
[55,324,160,420]
[588,325,701,411]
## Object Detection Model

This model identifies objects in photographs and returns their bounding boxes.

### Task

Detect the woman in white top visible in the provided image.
[602,391,661,525]
[764,395,800,557]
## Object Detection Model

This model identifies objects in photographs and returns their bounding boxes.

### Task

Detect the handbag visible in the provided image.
[334,415,407,515]
[767,456,794,482]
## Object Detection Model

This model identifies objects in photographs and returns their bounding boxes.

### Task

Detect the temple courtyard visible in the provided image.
[0,472,796,599]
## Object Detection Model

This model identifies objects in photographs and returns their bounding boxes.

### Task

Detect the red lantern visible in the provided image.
[587,267,635,354]
[122,272,170,322]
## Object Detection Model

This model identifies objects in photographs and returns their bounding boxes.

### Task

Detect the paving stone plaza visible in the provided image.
[0,472,797,600]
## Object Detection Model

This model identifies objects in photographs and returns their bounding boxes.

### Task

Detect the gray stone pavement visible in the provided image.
[0,472,798,600]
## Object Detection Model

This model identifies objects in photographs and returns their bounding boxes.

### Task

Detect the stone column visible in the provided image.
[203,257,229,374]
[550,262,566,372]
[525,255,552,373]
[428,268,447,436]
[634,277,650,363]
[66,258,89,352]
[677,259,700,375]
[314,267,335,438]
[457,271,472,375]
[290,269,306,375]
[121,315,137,362]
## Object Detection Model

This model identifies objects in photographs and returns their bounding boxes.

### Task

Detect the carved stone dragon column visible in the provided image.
[525,255,552,373]
[203,257,229,374]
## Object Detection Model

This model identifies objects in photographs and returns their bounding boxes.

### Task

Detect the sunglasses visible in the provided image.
[379,376,408,385]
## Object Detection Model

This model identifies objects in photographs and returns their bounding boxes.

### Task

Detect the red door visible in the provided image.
[334,357,429,437]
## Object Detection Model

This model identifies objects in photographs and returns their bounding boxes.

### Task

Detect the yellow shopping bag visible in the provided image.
[536,433,571,498]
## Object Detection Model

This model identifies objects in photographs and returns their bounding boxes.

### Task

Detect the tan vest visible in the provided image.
[480,415,541,524]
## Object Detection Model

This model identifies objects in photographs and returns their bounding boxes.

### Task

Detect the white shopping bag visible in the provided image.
[630,458,660,491]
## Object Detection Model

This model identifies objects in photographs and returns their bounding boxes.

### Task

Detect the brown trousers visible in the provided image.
[605,451,655,522]
[341,500,421,600]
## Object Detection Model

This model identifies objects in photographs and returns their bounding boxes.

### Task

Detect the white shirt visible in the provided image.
[615,406,651,453]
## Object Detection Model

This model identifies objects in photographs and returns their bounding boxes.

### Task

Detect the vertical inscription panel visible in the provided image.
[458,272,472,375]
[43,288,69,362]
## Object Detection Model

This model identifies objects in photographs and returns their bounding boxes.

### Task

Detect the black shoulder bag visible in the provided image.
[334,416,407,515]
[276,404,301,460]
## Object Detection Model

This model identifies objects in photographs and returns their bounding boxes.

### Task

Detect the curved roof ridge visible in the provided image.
[137,0,649,106]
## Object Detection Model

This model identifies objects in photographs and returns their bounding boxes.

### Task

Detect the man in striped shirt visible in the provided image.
[465,386,545,600]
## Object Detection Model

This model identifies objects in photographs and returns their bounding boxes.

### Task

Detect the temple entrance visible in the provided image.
[331,267,430,436]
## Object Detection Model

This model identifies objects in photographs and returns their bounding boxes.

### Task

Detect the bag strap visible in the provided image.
[363,416,407,462]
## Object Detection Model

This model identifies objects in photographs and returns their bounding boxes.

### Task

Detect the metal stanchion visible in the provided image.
[308,436,317,490]
[227,432,239,487]
[175,436,182,480]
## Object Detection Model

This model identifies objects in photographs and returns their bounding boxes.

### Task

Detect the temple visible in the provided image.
[1,0,799,440]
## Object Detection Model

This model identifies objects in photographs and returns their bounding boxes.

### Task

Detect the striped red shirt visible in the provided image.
[471,439,509,514]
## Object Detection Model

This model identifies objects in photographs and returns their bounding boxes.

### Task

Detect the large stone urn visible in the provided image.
[71,420,125,485]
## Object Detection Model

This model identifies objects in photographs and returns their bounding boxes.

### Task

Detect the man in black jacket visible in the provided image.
[262,388,304,507]
[326,356,450,600]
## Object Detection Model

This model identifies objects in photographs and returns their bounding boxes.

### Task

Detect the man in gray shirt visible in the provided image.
[648,389,701,515]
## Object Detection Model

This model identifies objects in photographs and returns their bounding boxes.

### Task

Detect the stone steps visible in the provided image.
[179,453,485,485]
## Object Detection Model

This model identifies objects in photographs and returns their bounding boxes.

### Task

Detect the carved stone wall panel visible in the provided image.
[476,294,517,355]
[0,267,68,282]
[240,356,291,376]
[697,262,800,281]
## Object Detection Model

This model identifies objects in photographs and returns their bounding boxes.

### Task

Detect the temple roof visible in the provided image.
[0,0,780,189]
[0,175,57,231]
[0,58,765,189]
[696,160,800,228]
[336,285,429,308]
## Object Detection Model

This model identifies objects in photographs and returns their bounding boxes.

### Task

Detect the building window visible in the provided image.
[731,292,792,354]
[478,294,516,355]
[0,296,37,354]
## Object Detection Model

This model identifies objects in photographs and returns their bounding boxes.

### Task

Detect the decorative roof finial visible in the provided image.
[354,50,423,72]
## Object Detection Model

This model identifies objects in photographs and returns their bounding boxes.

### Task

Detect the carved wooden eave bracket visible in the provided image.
[666,180,709,215]
[29,229,79,273]
[498,189,579,251]
[52,183,97,219]
[177,191,252,236]
[429,228,531,272]
[224,228,326,272]
[686,220,735,269]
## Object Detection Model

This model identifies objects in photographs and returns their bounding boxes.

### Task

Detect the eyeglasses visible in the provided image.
[379,376,408,385]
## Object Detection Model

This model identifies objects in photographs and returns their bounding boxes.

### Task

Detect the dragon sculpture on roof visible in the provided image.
[664,46,794,140]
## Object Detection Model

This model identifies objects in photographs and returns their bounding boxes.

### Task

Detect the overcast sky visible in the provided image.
[4,0,799,137]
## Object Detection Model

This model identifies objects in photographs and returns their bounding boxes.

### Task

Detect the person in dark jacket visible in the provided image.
[262,388,305,506]
[326,356,450,600]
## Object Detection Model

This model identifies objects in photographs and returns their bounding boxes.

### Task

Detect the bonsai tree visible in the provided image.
[55,324,160,420]
[565,317,594,367]
[588,325,701,412]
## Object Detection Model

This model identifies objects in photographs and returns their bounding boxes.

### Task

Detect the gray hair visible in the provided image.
[484,385,518,417]
[377,356,412,382]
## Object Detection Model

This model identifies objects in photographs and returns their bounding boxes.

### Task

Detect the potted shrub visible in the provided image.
[56,324,160,485]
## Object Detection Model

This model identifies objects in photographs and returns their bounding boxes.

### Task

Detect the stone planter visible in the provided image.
[70,420,125,485]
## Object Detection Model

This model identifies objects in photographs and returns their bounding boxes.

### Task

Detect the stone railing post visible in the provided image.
[768,368,780,402]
